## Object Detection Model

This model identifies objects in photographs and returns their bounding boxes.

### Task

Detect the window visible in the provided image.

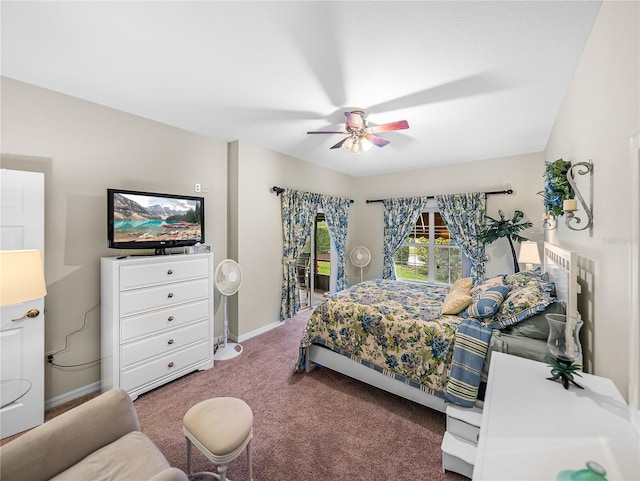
[393,208,463,284]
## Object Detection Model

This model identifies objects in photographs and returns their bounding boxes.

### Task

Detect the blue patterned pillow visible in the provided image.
[487,284,554,329]
[463,285,509,318]
[470,275,505,300]
[505,269,555,296]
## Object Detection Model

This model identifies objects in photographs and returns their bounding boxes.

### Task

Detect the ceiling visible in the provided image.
[1,1,601,177]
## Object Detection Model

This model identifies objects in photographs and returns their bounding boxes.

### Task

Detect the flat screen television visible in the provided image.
[107,188,204,254]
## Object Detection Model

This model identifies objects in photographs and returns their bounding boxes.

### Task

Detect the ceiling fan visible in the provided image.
[307,110,409,153]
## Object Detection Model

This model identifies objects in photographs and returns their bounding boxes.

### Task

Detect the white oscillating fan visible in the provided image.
[214,259,243,361]
[350,246,371,283]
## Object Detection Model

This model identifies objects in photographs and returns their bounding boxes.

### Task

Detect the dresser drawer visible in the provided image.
[119,257,209,290]
[441,432,477,478]
[121,320,210,368]
[120,299,209,342]
[120,278,209,317]
[120,340,210,392]
[447,416,481,445]
[446,405,483,444]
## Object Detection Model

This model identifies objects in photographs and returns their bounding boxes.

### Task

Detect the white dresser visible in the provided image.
[474,352,640,480]
[101,253,214,399]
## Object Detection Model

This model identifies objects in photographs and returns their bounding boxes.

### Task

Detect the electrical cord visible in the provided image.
[48,357,100,368]
[48,300,101,368]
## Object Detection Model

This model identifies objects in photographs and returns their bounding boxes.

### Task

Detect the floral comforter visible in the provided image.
[294,279,467,396]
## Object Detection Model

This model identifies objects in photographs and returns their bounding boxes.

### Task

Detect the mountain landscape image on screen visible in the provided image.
[113,192,202,243]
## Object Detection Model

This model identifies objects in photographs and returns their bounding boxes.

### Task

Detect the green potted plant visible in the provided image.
[478,210,533,273]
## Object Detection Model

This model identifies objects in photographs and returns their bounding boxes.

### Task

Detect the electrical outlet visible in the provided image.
[194,183,201,193]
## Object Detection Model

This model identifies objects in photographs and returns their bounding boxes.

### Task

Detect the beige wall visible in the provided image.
[1,77,229,401]
[544,0,639,400]
[230,141,355,339]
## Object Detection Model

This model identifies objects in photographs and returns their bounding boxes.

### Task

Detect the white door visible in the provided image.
[0,168,45,438]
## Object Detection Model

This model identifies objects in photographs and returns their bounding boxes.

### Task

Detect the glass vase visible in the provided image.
[546,313,584,389]
[546,313,583,362]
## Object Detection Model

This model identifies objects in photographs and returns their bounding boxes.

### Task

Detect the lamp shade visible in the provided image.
[0,250,47,306]
[518,241,541,267]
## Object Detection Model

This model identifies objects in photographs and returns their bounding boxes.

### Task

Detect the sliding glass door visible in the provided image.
[296,212,332,308]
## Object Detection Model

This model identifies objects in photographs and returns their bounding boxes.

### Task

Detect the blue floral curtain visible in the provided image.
[435,192,487,282]
[382,196,429,279]
[280,189,320,320]
[320,195,352,292]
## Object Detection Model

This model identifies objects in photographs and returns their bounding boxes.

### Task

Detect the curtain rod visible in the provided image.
[270,186,354,204]
[365,189,513,204]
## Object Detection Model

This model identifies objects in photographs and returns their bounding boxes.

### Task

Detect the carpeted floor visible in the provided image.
[5,308,467,480]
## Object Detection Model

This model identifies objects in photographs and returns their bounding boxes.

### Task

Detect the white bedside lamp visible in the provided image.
[518,241,541,271]
[0,250,47,320]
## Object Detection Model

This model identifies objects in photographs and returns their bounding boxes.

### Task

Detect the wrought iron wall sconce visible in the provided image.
[542,213,557,230]
[562,160,593,235]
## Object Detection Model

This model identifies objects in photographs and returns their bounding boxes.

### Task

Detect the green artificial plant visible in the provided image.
[478,210,533,273]
[540,159,573,217]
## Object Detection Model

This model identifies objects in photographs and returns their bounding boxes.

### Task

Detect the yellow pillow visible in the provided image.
[442,288,473,315]
[451,277,473,292]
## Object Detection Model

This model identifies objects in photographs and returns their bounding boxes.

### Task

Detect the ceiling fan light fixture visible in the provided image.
[343,136,355,151]
[342,130,373,154]
[360,137,373,152]
[309,110,408,153]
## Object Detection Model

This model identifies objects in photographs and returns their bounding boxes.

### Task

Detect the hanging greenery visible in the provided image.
[540,159,573,217]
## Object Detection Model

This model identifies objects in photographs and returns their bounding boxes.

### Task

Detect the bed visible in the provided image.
[294,242,580,412]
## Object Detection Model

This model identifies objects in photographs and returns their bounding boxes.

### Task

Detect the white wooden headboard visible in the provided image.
[543,241,581,321]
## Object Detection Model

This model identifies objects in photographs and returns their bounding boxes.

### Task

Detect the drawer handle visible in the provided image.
[168,362,175,368]
[168,316,174,322]
[167,269,173,275]
[168,339,174,345]
[167,292,174,299]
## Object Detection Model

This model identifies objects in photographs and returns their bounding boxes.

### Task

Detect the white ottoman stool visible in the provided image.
[183,397,253,481]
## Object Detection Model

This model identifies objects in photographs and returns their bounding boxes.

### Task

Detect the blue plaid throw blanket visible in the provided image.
[445,319,493,407]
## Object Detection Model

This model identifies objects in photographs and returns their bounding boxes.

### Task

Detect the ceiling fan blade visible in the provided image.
[367,134,391,148]
[287,3,346,108]
[368,120,409,133]
[330,138,348,149]
[307,130,348,134]
[367,73,507,114]
[344,111,363,128]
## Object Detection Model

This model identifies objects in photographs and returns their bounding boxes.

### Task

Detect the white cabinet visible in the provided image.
[473,352,640,480]
[101,254,214,399]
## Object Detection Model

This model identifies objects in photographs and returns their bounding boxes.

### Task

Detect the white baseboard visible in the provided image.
[237,320,282,343]
[45,381,101,410]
